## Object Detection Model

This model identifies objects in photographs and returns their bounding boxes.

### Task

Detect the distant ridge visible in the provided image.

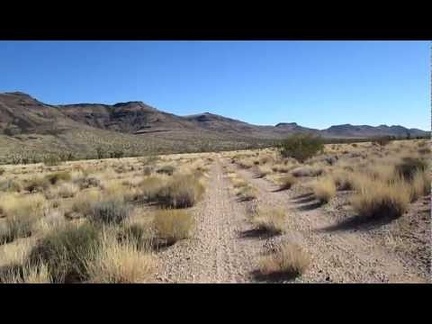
[0,91,428,162]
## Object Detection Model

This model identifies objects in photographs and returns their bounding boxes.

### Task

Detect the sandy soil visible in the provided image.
[155,161,262,283]
[230,160,430,283]
[156,156,430,283]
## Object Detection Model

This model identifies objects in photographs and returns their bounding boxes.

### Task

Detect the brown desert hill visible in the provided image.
[61,101,197,134]
[0,92,79,135]
[0,91,429,163]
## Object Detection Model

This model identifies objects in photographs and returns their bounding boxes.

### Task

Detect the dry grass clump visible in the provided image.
[0,213,37,244]
[45,171,71,185]
[69,189,103,217]
[28,222,100,283]
[0,179,22,193]
[256,242,310,280]
[277,174,296,191]
[152,209,194,245]
[156,165,175,176]
[47,182,80,199]
[154,174,205,208]
[253,165,272,178]
[395,157,428,181]
[331,170,354,191]
[252,208,285,234]
[73,176,101,190]
[291,166,324,178]
[235,185,256,201]
[1,261,52,283]
[117,222,153,250]
[312,177,336,203]
[237,158,254,169]
[139,176,166,201]
[351,178,410,220]
[86,232,155,283]
[410,170,430,202]
[88,199,131,225]
[0,193,46,219]
[23,176,50,193]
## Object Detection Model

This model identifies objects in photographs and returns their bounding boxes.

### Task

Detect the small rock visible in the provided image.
[325,276,331,282]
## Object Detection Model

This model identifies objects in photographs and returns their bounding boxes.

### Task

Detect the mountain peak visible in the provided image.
[113,101,145,108]
[275,122,298,127]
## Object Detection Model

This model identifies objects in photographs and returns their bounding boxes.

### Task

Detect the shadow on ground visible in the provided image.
[318,214,398,233]
[292,193,314,200]
[236,196,256,203]
[295,201,324,211]
[238,228,281,240]
[292,195,316,204]
[272,186,291,193]
[251,270,299,283]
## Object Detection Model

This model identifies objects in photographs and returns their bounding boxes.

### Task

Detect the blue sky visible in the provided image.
[0,41,429,130]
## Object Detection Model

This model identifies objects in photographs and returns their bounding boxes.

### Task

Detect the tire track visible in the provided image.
[156,159,260,283]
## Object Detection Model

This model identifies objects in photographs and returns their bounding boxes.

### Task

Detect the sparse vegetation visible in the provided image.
[28,222,100,283]
[156,165,175,176]
[153,209,194,245]
[312,177,336,203]
[88,200,131,225]
[395,157,428,181]
[154,174,204,208]
[278,175,296,191]
[257,242,310,280]
[252,208,285,234]
[351,179,410,220]
[0,213,36,244]
[86,233,155,283]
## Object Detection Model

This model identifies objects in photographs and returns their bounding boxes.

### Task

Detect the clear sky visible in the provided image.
[0,41,429,130]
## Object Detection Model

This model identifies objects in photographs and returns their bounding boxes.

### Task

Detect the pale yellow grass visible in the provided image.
[0,237,36,267]
[252,208,285,234]
[87,233,156,283]
[0,193,47,218]
[153,209,194,244]
[258,242,310,278]
[351,177,411,219]
[312,177,336,203]
[71,188,103,216]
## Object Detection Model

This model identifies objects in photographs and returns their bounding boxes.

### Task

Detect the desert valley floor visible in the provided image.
[0,140,430,283]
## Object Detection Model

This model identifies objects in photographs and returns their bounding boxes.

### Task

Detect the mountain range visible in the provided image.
[0,91,428,162]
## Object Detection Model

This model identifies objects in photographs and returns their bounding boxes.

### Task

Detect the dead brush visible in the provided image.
[256,242,310,281]
[152,209,194,245]
[252,208,285,235]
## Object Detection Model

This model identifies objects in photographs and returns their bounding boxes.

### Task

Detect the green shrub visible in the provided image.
[278,134,324,163]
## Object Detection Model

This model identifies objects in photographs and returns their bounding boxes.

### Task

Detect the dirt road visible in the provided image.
[156,160,261,283]
[156,156,429,283]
